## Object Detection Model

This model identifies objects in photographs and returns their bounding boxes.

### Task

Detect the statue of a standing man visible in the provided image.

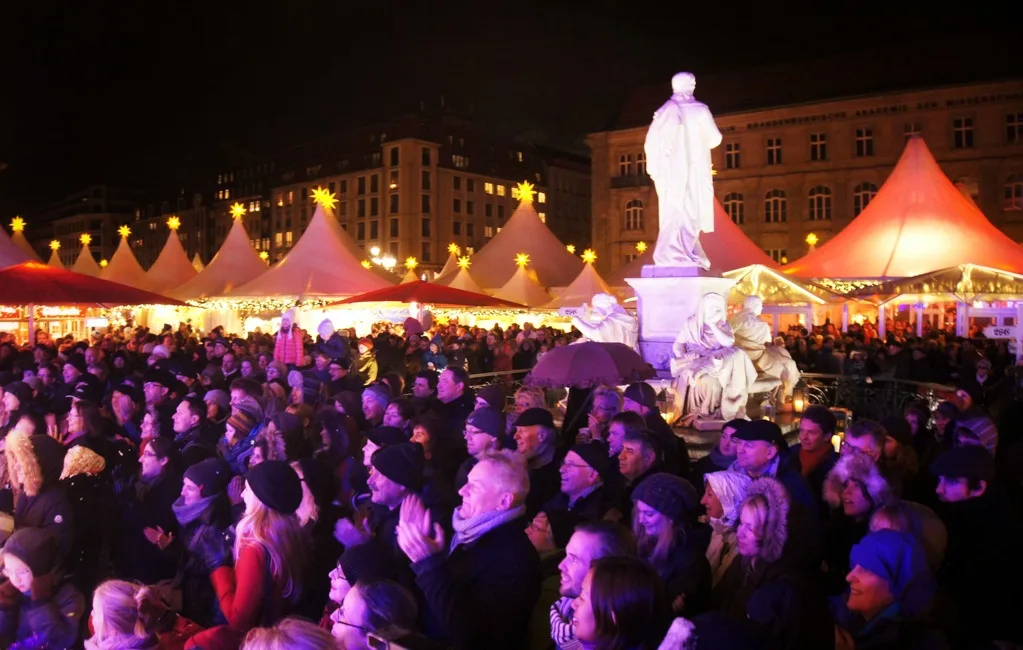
[644,72,722,269]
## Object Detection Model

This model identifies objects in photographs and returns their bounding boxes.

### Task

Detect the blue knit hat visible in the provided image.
[849,530,934,618]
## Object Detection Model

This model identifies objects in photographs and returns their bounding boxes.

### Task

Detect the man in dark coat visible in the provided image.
[397,450,541,650]
[623,382,691,479]
[788,405,840,517]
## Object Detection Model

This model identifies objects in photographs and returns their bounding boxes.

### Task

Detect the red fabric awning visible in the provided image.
[0,261,186,306]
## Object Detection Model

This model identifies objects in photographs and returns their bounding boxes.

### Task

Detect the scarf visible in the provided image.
[705,519,738,587]
[172,493,217,527]
[450,504,526,553]
[84,633,160,650]
[705,446,735,470]
[799,444,832,478]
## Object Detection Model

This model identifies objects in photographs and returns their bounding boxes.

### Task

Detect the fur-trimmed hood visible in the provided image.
[4,423,67,497]
[743,476,789,563]
[822,452,893,511]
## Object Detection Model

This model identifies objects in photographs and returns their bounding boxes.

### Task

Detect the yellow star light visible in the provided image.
[230,202,247,220]
[49,240,60,251]
[515,252,530,268]
[361,260,372,269]
[118,225,131,238]
[581,249,597,264]
[566,244,576,254]
[457,255,471,269]
[805,232,819,247]
[259,251,269,261]
[311,187,339,211]
[447,243,461,255]
[405,256,418,270]
[100,259,109,268]
[10,217,25,233]
[512,181,535,204]
[80,234,92,245]
[167,216,181,230]
[636,241,648,253]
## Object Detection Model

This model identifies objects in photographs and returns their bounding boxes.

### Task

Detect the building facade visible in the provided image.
[587,79,1023,275]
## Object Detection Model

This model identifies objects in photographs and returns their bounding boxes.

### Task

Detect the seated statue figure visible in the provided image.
[728,296,800,399]
[572,293,639,350]
[671,292,757,425]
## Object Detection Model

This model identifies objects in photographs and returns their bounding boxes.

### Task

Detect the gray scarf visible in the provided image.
[450,504,526,553]
[172,493,217,527]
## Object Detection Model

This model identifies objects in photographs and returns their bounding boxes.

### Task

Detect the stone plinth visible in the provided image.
[625,266,736,376]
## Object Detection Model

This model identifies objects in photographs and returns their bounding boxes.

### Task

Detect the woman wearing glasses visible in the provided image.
[330,579,418,650]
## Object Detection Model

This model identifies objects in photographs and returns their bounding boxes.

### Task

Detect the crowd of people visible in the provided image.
[0,310,1018,650]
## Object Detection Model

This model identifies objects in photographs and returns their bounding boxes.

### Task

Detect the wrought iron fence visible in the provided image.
[801,373,956,421]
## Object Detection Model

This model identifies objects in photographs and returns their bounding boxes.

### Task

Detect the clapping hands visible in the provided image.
[395,493,445,563]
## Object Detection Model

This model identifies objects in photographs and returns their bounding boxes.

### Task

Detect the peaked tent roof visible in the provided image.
[101,236,153,291]
[492,265,552,307]
[11,231,40,262]
[400,268,419,284]
[546,260,615,308]
[723,264,841,305]
[468,200,582,288]
[228,202,393,299]
[433,251,461,283]
[172,217,267,300]
[192,253,205,273]
[147,229,198,294]
[608,197,778,286]
[0,228,32,268]
[444,267,488,294]
[47,249,65,269]
[784,137,1023,279]
[71,246,101,277]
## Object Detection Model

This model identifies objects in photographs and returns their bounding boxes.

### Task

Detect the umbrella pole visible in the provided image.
[28,303,35,346]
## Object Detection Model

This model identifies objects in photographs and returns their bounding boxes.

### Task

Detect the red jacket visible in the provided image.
[273,328,303,366]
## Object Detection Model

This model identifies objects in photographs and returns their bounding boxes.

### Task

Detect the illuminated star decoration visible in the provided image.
[512,181,535,203]
[515,252,530,268]
[361,260,372,269]
[581,249,597,264]
[447,243,461,255]
[805,233,819,247]
[230,202,247,219]
[311,187,339,211]
[457,255,471,269]
[167,216,181,230]
[49,240,60,251]
[636,241,648,253]
[259,251,269,261]
[10,217,25,233]
[118,225,131,238]
[80,234,92,245]
[100,259,109,268]
[405,256,418,270]
[566,244,576,254]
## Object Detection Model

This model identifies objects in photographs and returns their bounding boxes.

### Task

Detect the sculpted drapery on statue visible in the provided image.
[644,72,722,269]
[670,292,757,424]
[572,293,640,350]
[729,296,800,399]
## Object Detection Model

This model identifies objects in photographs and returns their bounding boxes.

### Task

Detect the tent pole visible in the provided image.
[28,303,35,346]
[915,304,924,337]
[877,305,886,340]
[841,304,849,333]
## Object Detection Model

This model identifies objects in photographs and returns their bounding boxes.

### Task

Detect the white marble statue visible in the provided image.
[572,293,639,350]
[728,296,801,399]
[644,72,722,269]
[671,292,757,425]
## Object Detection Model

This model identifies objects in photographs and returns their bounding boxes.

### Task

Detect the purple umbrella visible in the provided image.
[524,341,655,388]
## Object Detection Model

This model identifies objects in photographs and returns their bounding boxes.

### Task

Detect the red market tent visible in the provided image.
[326,280,525,308]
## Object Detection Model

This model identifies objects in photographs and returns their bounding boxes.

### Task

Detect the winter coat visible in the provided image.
[176,498,234,628]
[60,446,115,595]
[413,517,541,650]
[115,471,183,585]
[645,411,691,479]
[831,598,948,650]
[0,580,84,650]
[656,524,712,616]
[525,458,562,520]
[788,442,838,516]
[5,431,75,562]
[357,351,378,385]
[218,422,263,476]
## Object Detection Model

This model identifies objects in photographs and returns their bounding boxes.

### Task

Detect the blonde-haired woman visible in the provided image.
[241,617,336,650]
[86,580,161,649]
[185,460,309,650]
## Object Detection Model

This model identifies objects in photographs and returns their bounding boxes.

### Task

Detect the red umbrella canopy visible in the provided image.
[325,280,526,308]
[0,261,186,306]
[524,341,655,388]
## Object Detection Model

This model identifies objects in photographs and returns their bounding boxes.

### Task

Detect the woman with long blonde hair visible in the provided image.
[186,460,309,649]
[86,580,161,649]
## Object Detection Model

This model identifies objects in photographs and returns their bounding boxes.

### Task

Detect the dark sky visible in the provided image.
[1,1,1019,213]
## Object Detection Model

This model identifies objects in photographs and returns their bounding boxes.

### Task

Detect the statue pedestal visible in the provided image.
[625,266,736,376]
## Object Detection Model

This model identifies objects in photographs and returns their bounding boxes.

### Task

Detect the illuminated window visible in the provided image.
[855,128,874,157]
[496,185,506,197]
[809,133,827,161]
[725,143,740,169]
[275,232,282,246]
[904,122,922,140]
[808,186,832,221]
[853,182,878,216]
[484,182,494,195]
[149,222,156,231]
[1007,113,1023,144]
[723,192,744,224]
[635,152,646,176]
[538,212,546,223]
[516,151,523,162]
[764,189,787,223]
[452,154,469,169]
[217,174,223,184]
[764,249,788,264]
[1004,175,1023,210]
[624,199,644,231]
[953,117,974,149]
[217,190,223,200]
[224,189,230,199]
[766,138,782,165]
[538,192,546,203]
[485,226,494,238]
[618,154,632,176]
[286,191,293,205]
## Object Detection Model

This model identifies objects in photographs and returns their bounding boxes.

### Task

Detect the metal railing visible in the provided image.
[801,373,956,421]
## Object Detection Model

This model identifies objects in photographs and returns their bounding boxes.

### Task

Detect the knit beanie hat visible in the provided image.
[363,383,392,408]
[247,460,303,514]
[631,472,699,521]
[930,445,996,483]
[371,442,426,491]
[297,458,338,510]
[568,440,612,477]
[623,382,657,411]
[204,388,231,412]
[880,416,912,447]
[338,540,399,585]
[466,407,505,441]
[849,529,935,618]
[475,384,504,411]
[184,458,231,497]
[365,425,409,447]
[2,527,60,577]
[228,408,259,439]
[3,381,33,409]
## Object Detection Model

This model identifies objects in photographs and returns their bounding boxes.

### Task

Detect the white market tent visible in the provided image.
[71,237,102,277]
[172,213,267,300]
[192,253,205,273]
[546,253,614,308]
[9,220,40,262]
[445,264,488,294]
[492,261,552,307]
[46,245,65,269]
[146,222,198,294]
[0,226,33,268]
[101,228,154,290]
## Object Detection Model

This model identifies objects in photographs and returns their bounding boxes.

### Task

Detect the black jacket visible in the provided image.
[115,471,183,585]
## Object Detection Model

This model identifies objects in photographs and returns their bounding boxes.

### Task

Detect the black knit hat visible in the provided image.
[631,472,699,521]
[184,458,231,497]
[930,445,995,482]
[466,407,505,440]
[475,384,505,411]
[371,442,426,491]
[515,407,554,428]
[568,440,612,477]
[3,381,33,408]
[3,527,60,576]
[880,416,912,447]
[246,460,303,514]
[143,367,176,389]
[297,458,338,510]
[366,425,409,447]
[623,382,657,411]
[338,540,398,585]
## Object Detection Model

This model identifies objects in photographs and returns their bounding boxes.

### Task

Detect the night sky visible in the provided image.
[1,1,1019,214]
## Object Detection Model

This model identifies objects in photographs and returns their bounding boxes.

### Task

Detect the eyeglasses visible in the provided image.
[330,608,371,633]
[561,461,590,470]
